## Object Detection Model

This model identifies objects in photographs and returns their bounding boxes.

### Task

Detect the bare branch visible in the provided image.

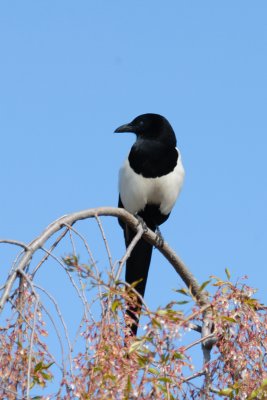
[183,333,215,352]
[31,227,70,277]
[95,215,113,271]
[0,239,29,250]
[0,207,208,314]
[115,223,144,281]
[182,370,206,383]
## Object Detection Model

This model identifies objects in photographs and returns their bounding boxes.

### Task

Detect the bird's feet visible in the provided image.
[155,226,164,247]
[134,213,148,233]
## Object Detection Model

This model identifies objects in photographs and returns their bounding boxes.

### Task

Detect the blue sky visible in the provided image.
[0,0,267,392]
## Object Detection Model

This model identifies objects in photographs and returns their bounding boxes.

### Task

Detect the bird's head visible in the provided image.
[114,113,176,146]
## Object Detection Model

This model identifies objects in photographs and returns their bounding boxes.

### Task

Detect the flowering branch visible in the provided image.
[1,207,265,399]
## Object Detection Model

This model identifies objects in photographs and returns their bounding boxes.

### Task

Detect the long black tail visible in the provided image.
[123,226,155,336]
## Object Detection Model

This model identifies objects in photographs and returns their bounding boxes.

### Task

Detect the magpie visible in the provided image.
[115,113,185,336]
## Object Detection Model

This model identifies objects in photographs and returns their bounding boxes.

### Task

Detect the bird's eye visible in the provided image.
[139,121,144,126]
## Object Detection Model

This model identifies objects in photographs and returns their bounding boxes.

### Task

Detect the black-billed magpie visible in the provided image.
[115,113,185,335]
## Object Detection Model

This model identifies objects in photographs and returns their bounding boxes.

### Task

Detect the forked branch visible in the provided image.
[0,207,208,313]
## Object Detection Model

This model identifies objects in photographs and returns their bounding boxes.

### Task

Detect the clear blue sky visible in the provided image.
[0,0,267,392]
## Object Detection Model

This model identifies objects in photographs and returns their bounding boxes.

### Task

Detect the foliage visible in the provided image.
[0,212,266,399]
[0,283,53,399]
[0,264,267,399]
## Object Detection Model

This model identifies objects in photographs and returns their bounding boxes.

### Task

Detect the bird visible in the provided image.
[115,113,185,336]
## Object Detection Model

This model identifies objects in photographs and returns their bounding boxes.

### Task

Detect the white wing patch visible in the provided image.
[119,148,185,216]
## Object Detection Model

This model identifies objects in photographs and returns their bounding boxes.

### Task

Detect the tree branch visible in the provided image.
[0,207,208,311]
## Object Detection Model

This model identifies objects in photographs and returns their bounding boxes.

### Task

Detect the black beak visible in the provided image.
[114,123,135,133]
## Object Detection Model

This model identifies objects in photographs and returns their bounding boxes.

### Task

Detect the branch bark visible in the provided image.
[0,207,208,310]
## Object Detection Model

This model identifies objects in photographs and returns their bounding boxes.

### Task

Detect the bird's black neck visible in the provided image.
[129,139,178,178]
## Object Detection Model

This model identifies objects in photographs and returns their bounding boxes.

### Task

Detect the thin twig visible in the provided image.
[183,333,215,352]
[31,227,70,277]
[115,223,144,281]
[62,222,104,315]
[16,268,66,375]
[62,223,96,268]
[27,297,39,399]
[33,283,73,379]
[68,228,77,258]
[8,296,59,370]
[0,239,29,250]
[95,215,113,272]
[39,246,91,315]
[182,370,206,383]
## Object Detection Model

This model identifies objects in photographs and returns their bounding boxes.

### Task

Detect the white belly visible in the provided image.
[119,149,185,216]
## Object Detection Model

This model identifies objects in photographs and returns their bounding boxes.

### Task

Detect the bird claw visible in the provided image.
[134,213,148,232]
[155,226,164,247]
